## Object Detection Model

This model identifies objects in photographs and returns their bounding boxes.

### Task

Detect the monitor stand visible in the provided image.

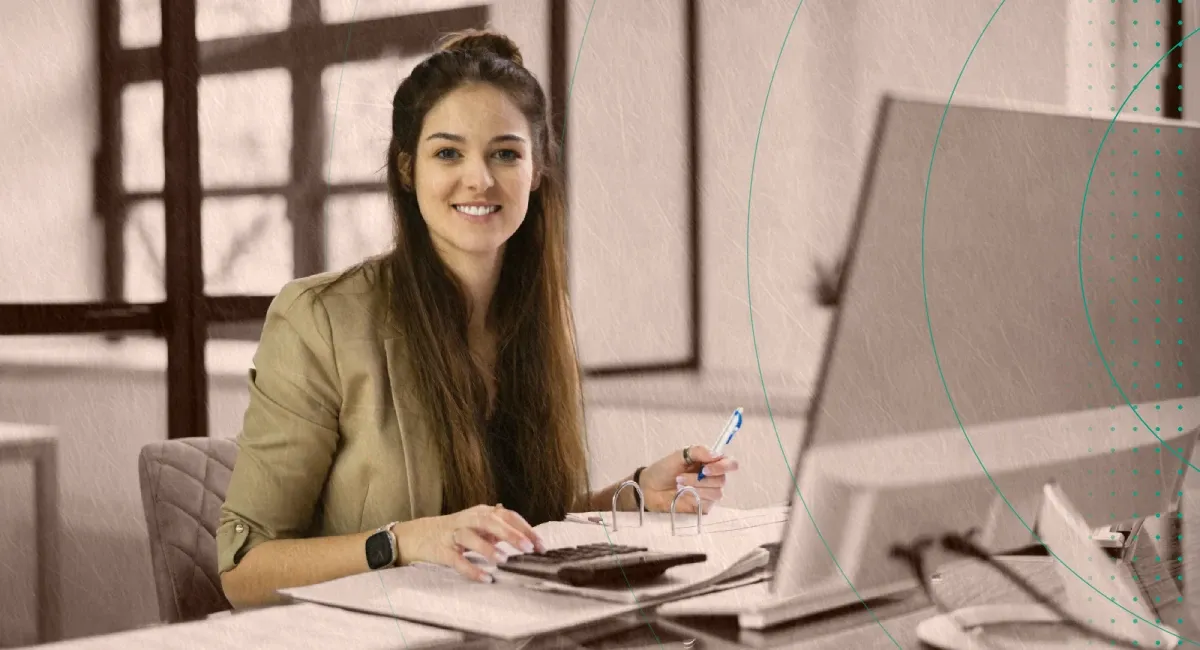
[737,578,921,631]
[915,483,1178,649]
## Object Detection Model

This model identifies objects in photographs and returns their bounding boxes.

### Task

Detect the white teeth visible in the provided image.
[455,205,500,216]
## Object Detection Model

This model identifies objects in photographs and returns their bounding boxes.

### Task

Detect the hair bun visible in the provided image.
[436,28,523,67]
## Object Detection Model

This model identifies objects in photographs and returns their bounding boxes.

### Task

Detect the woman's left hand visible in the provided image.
[637,445,740,514]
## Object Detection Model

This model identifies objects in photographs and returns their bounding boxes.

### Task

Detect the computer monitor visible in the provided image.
[758,92,1200,629]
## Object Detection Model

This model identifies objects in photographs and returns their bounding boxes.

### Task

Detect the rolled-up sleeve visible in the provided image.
[216,281,342,576]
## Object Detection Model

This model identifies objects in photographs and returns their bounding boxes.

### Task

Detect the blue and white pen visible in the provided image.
[697,407,743,481]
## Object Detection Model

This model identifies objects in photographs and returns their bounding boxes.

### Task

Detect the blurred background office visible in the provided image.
[0,0,1192,646]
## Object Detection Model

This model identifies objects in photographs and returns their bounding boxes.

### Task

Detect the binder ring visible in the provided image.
[611,480,645,532]
[670,486,703,536]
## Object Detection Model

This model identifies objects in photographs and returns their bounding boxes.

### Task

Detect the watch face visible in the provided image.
[365,530,393,570]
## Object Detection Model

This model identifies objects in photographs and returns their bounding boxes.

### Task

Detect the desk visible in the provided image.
[25,521,1200,649]
[0,422,60,644]
[637,528,1200,649]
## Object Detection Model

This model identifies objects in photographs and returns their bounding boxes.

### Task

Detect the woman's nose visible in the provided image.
[462,157,495,191]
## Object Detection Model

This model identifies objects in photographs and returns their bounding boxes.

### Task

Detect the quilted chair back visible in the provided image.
[138,437,237,623]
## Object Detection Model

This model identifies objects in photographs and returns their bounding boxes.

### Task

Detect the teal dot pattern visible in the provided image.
[1081,0,1189,640]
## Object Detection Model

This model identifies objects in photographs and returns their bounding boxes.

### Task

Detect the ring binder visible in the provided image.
[610,480,645,531]
[671,486,702,535]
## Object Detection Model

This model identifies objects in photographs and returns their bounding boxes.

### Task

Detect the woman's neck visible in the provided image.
[435,244,505,336]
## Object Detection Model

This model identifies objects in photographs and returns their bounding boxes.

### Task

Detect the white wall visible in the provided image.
[0,0,1167,645]
[0,0,103,303]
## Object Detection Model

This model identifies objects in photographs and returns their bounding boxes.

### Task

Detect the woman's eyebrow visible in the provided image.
[425,132,528,144]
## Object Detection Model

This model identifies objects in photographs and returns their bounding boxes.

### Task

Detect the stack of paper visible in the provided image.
[499,515,787,604]
[278,504,790,640]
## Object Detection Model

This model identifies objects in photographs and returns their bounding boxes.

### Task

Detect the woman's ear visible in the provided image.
[531,169,542,192]
[396,151,414,190]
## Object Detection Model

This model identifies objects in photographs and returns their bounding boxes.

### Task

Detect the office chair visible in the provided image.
[137,437,237,623]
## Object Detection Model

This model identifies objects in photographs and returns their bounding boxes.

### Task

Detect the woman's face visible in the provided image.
[411,82,539,264]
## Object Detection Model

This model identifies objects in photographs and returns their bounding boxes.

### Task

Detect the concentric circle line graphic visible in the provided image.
[745,2,902,647]
[918,4,1200,642]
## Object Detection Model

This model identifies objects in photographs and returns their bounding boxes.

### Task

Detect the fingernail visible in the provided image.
[520,540,535,553]
[676,476,685,484]
[479,573,495,584]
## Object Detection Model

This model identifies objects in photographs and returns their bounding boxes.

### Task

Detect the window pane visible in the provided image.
[122,82,164,192]
[199,69,292,188]
[197,1,290,41]
[202,195,293,295]
[123,196,293,300]
[121,0,294,47]
[119,0,160,49]
[124,200,166,303]
[322,57,423,183]
[322,0,487,24]
[325,193,394,271]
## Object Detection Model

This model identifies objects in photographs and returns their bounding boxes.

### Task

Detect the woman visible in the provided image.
[217,28,740,610]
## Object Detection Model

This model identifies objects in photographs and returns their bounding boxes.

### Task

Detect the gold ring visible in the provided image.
[682,446,694,465]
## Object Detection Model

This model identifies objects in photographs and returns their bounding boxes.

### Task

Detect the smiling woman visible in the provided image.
[214,28,741,610]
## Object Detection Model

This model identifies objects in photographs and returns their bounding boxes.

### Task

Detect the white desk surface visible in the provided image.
[29,603,464,650]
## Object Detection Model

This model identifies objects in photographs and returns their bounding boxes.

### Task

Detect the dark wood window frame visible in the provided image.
[552,0,702,377]
[0,0,706,439]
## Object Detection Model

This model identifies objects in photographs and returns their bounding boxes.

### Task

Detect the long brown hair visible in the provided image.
[370,28,588,523]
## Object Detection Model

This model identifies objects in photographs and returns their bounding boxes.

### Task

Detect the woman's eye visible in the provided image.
[494,149,520,162]
[435,148,460,160]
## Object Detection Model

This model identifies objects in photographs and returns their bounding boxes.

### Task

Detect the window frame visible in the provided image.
[0,0,712,438]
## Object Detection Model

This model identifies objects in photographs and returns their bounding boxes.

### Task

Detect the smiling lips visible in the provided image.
[453,204,501,223]
[454,204,500,216]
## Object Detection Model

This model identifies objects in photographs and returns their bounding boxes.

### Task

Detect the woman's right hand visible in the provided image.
[394,504,546,583]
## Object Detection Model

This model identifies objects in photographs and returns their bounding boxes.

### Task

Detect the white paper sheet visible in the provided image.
[278,563,644,641]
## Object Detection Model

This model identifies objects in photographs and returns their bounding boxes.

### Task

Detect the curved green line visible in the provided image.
[919,3,1199,643]
[745,2,903,647]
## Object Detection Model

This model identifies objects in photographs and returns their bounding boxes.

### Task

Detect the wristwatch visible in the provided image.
[365,521,399,570]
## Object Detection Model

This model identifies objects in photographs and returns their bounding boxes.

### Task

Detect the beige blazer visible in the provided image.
[216,257,446,576]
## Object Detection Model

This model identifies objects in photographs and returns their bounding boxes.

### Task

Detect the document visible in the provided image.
[276,505,788,640]
[278,563,644,641]
[501,517,787,604]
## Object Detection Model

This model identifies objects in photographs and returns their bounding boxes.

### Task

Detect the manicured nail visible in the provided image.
[479,573,495,584]
[676,475,685,484]
[520,539,535,553]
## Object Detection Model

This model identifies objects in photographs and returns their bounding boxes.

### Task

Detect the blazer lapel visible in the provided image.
[383,337,443,521]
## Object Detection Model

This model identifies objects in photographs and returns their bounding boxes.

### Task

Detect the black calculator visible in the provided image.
[496,543,707,587]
